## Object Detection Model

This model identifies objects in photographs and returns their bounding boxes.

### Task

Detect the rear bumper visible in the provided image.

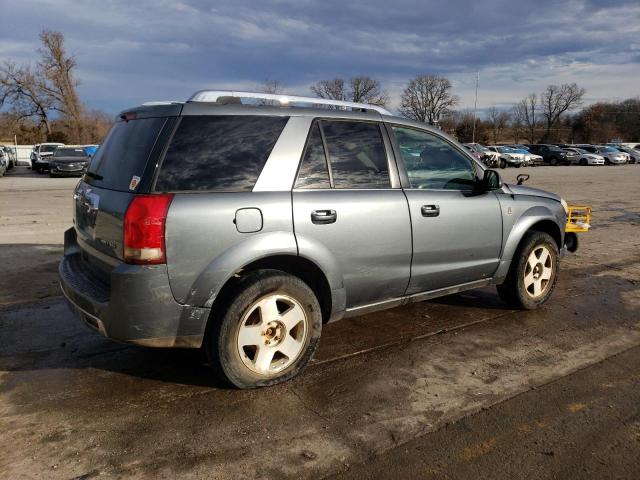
[59,228,210,348]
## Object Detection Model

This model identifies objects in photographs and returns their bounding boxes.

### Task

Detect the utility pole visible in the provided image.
[472,71,479,143]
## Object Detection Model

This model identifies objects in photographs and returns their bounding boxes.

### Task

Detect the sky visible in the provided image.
[1,0,639,115]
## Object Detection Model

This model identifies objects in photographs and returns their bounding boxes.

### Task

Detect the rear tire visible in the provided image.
[579,158,587,166]
[205,269,322,389]
[500,159,507,169]
[497,231,559,310]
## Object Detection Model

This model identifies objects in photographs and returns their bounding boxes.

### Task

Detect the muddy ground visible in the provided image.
[1,165,639,479]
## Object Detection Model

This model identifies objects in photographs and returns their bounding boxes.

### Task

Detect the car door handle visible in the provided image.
[311,209,337,224]
[421,205,440,217]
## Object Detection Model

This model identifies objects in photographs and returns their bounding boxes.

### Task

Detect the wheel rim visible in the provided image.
[236,293,308,375]
[523,246,553,298]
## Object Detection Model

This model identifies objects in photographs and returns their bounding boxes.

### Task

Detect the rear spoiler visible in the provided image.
[116,103,183,121]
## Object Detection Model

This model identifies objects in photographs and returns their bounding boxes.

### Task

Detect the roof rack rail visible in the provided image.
[187,90,392,115]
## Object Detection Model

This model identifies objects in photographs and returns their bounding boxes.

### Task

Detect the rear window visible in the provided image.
[321,120,389,189]
[154,115,288,192]
[85,117,166,191]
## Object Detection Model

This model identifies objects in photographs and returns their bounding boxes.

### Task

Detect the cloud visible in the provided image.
[1,0,638,113]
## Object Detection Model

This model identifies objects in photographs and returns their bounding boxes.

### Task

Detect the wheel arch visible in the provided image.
[217,254,335,324]
[494,206,564,282]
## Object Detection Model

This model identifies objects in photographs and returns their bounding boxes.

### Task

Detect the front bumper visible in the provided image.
[59,228,210,348]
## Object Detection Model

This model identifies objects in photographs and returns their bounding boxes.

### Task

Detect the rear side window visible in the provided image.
[155,115,288,192]
[86,117,166,191]
[294,123,331,189]
[321,121,389,189]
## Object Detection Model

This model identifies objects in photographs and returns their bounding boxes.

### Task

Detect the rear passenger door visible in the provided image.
[388,125,503,294]
[292,120,412,309]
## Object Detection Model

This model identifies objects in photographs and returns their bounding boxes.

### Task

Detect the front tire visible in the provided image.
[497,231,559,310]
[205,269,322,389]
[500,159,507,169]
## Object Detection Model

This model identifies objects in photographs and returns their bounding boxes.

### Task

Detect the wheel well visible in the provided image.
[212,255,333,324]
[527,220,562,249]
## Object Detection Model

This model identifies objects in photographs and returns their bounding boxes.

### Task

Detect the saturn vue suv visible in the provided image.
[59,91,571,388]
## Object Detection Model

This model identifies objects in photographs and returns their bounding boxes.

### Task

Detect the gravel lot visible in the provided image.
[1,165,639,479]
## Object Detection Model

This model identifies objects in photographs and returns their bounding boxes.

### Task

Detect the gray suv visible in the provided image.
[60,91,570,388]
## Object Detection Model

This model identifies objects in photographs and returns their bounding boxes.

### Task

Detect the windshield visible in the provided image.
[496,147,514,153]
[54,148,87,157]
[40,145,59,153]
[599,146,619,153]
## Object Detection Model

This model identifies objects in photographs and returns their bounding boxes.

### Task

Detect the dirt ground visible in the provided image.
[1,165,639,479]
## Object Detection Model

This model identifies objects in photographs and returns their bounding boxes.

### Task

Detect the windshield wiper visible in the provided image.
[84,170,103,180]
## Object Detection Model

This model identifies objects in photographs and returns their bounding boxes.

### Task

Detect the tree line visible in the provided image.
[2,30,638,145]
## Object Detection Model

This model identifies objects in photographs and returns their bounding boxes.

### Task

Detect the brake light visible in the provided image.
[123,194,173,264]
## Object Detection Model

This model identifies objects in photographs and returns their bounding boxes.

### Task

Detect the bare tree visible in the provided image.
[310,76,389,107]
[0,30,85,142]
[487,106,511,144]
[540,83,585,141]
[399,74,459,124]
[310,78,346,101]
[0,61,54,135]
[261,79,284,95]
[511,104,524,142]
[514,93,539,143]
[349,76,388,106]
[37,30,84,141]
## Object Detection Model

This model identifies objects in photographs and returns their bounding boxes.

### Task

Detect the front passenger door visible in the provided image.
[389,125,503,294]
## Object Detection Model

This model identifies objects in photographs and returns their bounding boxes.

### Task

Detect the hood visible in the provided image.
[505,184,561,202]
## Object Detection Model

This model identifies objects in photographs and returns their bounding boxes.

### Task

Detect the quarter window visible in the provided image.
[321,120,390,189]
[392,126,476,190]
[155,115,288,192]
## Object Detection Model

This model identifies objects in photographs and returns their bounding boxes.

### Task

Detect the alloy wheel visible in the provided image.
[523,246,554,298]
[236,294,308,375]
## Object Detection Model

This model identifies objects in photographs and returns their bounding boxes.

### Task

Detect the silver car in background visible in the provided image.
[563,148,605,166]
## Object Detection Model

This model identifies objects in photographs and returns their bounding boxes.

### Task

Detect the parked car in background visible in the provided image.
[0,145,16,169]
[83,144,99,157]
[32,142,65,172]
[525,144,571,166]
[464,143,500,167]
[487,146,525,168]
[59,90,573,388]
[563,148,605,166]
[607,145,639,164]
[49,146,92,177]
[576,145,627,165]
[0,151,7,176]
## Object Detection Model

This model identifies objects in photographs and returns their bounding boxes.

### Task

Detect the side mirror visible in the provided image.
[482,169,503,191]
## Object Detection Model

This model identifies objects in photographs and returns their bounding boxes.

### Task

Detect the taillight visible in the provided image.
[123,194,173,265]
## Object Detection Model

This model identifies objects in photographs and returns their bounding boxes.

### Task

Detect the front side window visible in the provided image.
[321,120,390,189]
[155,115,288,192]
[392,126,476,191]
